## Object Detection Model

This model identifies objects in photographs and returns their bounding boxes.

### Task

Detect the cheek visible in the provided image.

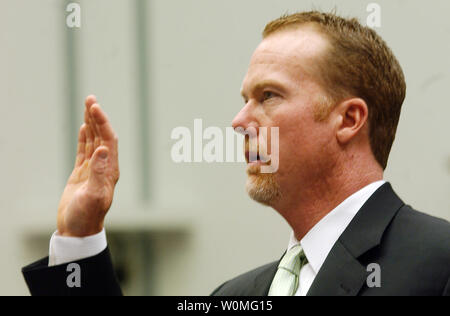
[277,116,332,170]
[264,99,334,168]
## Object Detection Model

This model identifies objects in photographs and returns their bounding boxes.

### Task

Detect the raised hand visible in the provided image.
[57,95,119,237]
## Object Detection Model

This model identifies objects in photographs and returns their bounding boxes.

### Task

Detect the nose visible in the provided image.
[232,103,259,134]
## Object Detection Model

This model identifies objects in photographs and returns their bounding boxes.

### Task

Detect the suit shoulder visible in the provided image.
[395,205,450,240]
[387,205,450,258]
[211,261,278,296]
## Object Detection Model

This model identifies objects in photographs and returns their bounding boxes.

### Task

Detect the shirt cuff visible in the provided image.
[48,229,108,266]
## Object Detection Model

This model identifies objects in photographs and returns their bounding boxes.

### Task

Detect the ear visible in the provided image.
[335,98,369,144]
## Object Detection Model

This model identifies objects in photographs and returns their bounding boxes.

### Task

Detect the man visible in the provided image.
[22,11,450,296]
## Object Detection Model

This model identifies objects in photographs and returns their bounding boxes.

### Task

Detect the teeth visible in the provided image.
[246,152,270,163]
[259,154,270,163]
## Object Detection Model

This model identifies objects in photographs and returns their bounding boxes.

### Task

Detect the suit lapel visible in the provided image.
[307,182,404,296]
[306,241,367,296]
[252,261,279,296]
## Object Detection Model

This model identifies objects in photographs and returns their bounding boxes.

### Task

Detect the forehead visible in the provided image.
[242,27,329,93]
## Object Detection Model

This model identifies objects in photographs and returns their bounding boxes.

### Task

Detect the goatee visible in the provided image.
[246,163,281,206]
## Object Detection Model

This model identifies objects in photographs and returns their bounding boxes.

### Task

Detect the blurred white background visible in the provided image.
[0,0,449,295]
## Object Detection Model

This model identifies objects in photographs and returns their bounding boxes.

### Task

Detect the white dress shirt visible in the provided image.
[48,228,107,266]
[288,180,386,295]
[48,180,386,295]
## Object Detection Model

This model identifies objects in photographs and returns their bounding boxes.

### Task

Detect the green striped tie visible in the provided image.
[268,244,308,296]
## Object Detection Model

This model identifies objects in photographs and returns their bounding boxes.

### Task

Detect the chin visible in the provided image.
[245,166,282,206]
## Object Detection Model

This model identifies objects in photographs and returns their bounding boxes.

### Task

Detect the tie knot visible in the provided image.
[268,244,309,296]
[278,244,308,277]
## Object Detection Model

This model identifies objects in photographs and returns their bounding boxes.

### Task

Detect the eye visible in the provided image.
[262,91,277,102]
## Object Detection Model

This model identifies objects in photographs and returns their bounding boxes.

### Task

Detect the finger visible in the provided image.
[90,104,119,172]
[87,146,109,192]
[89,104,115,141]
[85,95,97,108]
[89,103,101,148]
[84,107,95,159]
[85,96,100,139]
[75,124,87,167]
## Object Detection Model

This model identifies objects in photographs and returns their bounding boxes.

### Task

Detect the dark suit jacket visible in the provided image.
[22,183,450,296]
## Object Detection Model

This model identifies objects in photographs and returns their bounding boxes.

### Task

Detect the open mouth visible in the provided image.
[245,151,270,164]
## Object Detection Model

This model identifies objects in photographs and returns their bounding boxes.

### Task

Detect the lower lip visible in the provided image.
[247,160,265,165]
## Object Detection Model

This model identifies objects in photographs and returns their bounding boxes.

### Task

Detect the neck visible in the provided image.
[273,160,383,241]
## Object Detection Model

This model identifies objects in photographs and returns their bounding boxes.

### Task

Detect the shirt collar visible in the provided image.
[287,180,386,274]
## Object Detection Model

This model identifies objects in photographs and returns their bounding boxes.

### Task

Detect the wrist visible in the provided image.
[57,223,104,238]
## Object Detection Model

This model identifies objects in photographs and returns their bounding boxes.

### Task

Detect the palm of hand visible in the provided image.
[57,95,119,237]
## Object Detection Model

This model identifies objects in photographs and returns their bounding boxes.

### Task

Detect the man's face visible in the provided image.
[232,27,337,208]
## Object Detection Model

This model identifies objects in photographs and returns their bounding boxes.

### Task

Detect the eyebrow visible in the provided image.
[240,79,286,99]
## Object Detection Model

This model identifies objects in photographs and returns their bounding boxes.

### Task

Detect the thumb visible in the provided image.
[88,146,109,189]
